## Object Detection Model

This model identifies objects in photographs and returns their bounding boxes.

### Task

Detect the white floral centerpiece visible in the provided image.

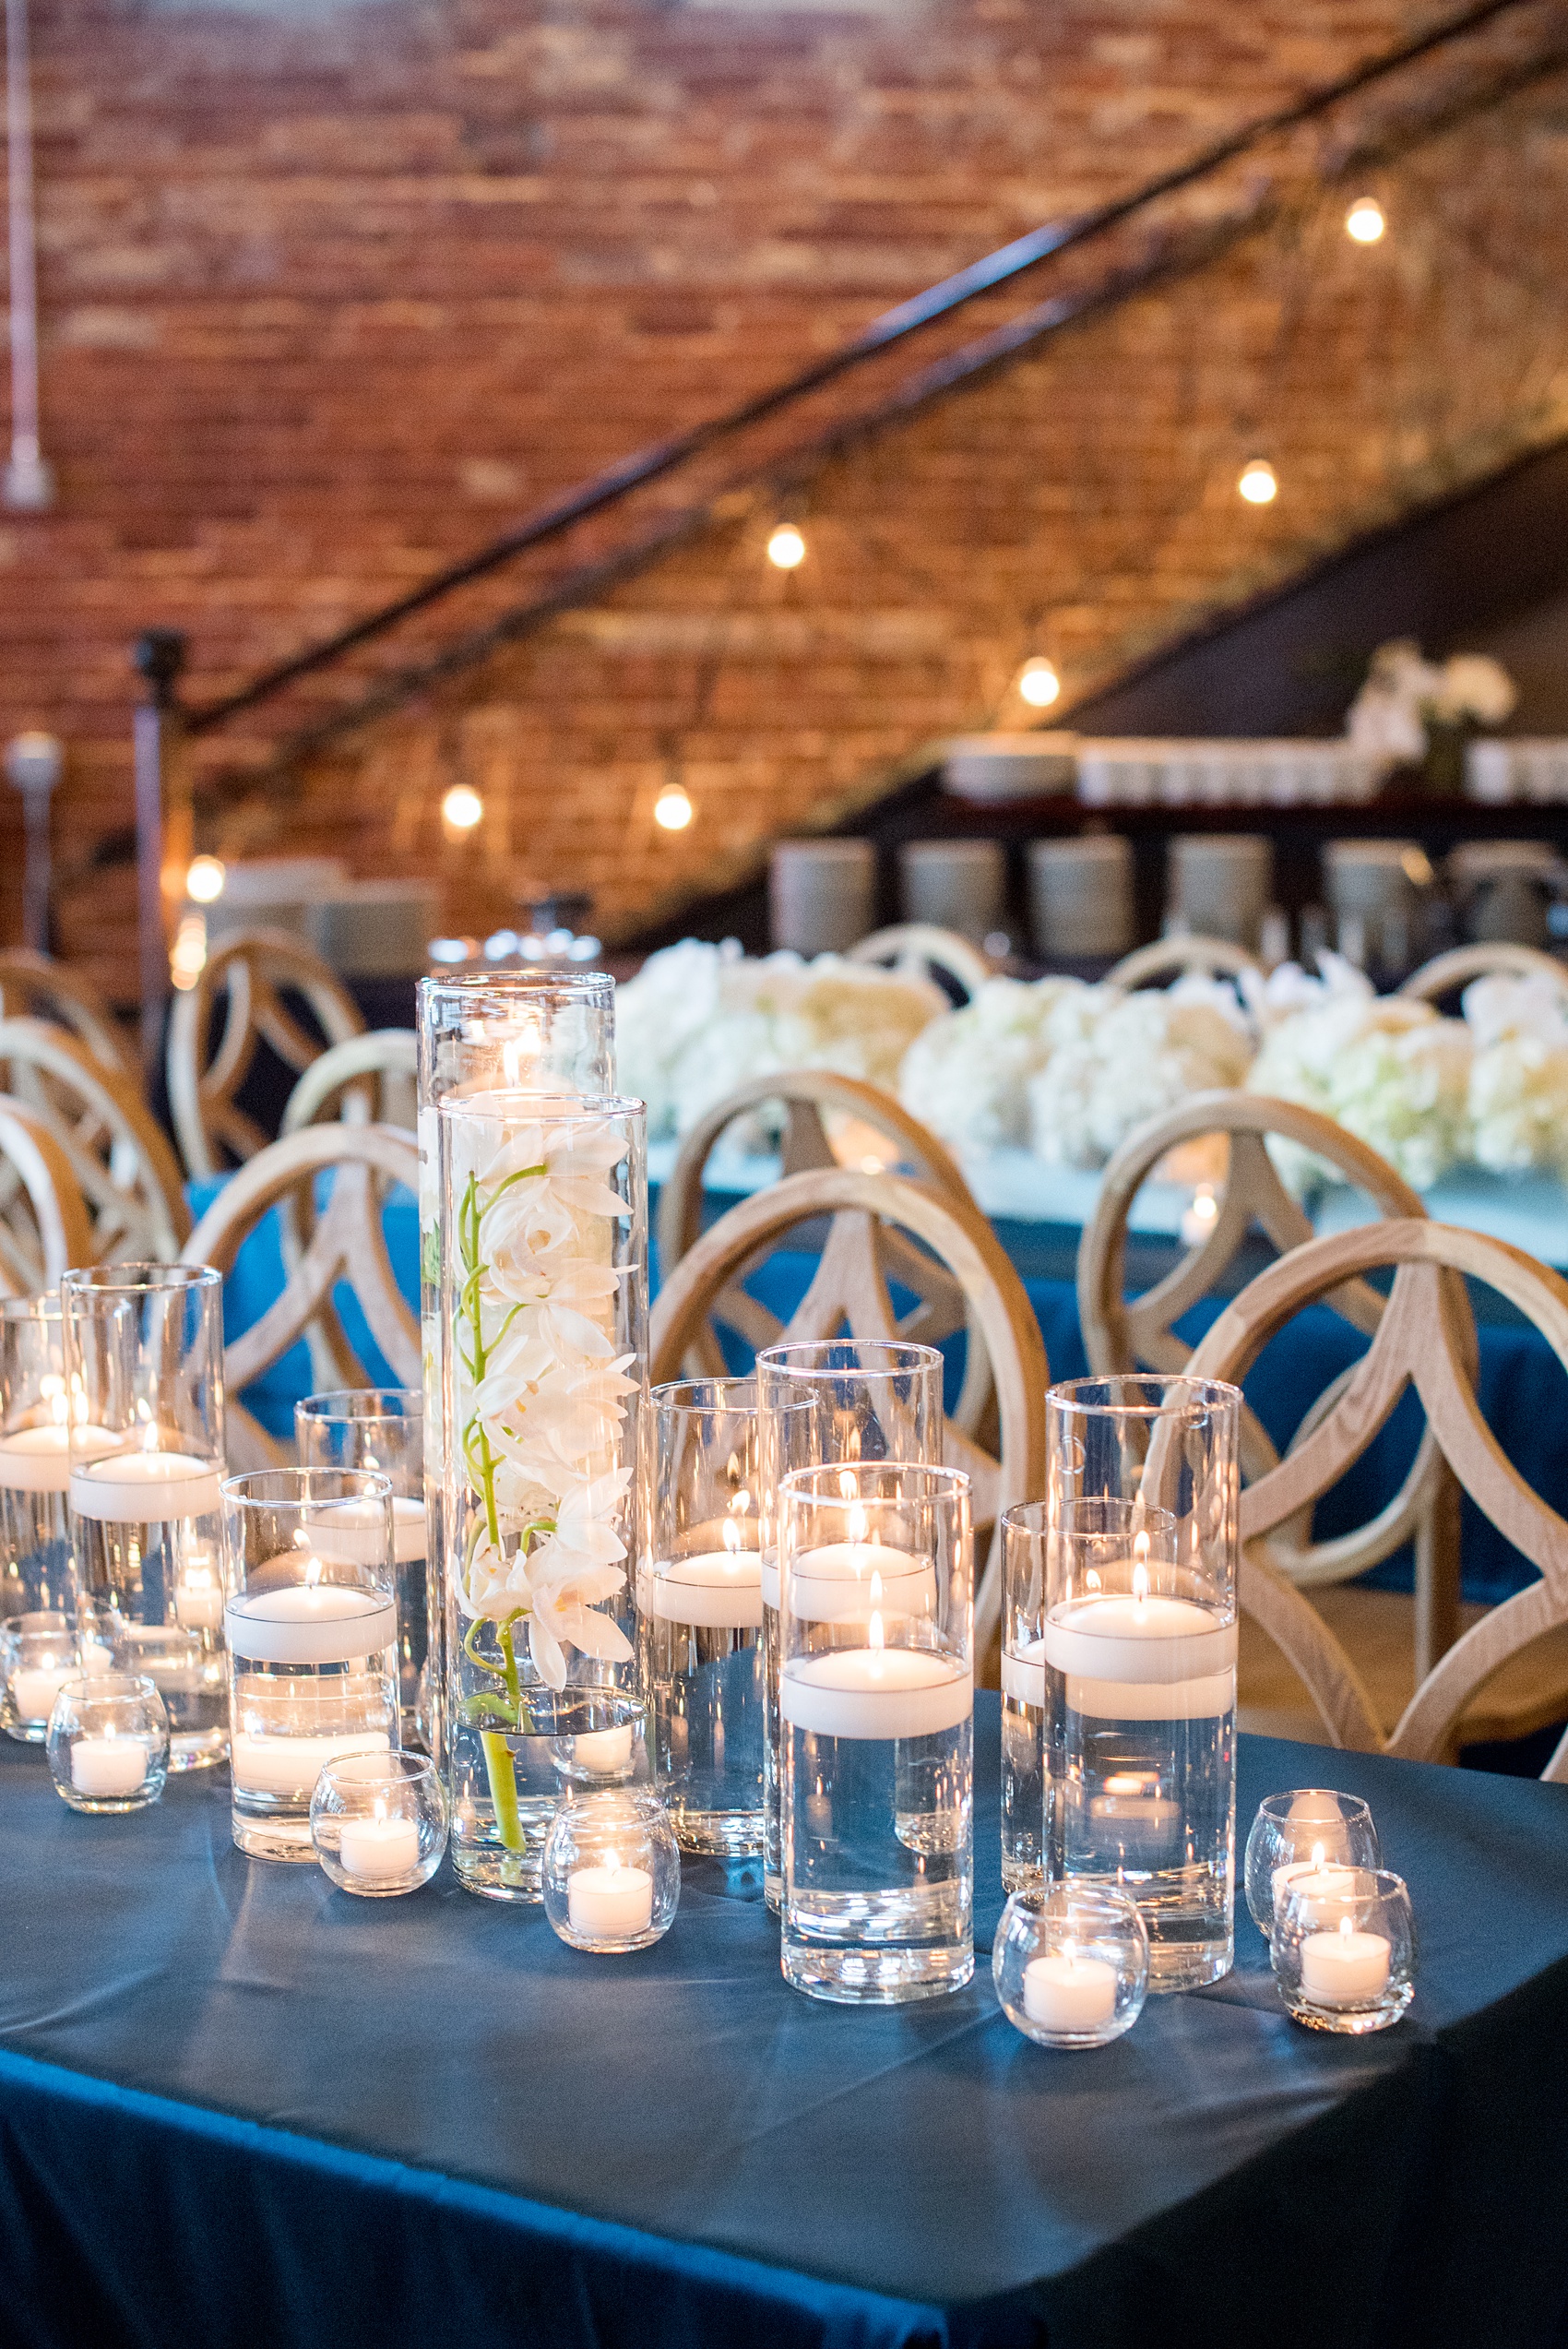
[438,1091,647,1901]
[617,939,944,1142]
[1346,638,1516,792]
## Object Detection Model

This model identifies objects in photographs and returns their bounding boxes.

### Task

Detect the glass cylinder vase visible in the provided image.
[1041,1376,1241,1991]
[778,1461,973,2004]
[756,1339,944,1913]
[641,1377,766,1857]
[417,969,616,1776]
[62,1264,229,1771]
[437,1089,647,1903]
[296,1389,428,1750]
[222,1467,399,1861]
[0,1294,113,1625]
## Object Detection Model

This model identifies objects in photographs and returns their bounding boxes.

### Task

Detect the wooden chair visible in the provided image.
[0,1018,190,1266]
[0,1099,96,1296]
[168,928,366,1179]
[845,924,993,1001]
[0,950,132,1072]
[1078,1087,1463,1723]
[1187,1220,1568,1779]
[181,1124,420,1470]
[1108,935,1260,988]
[1398,942,1568,1002]
[281,1030,417,1135]
[657,1069,996,1440]
[649,1164,1049,1659]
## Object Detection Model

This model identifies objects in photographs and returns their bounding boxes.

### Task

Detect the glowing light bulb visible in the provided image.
[766,523,805,570]
[1238,459,1278,506]
[1345,197,1385,244]
[185,854,226,903]
[442,784,484,834]
[653,782,694,831]
[1018,657,1061,709]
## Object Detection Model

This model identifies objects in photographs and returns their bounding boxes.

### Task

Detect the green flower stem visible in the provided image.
[480,1730,524,1850]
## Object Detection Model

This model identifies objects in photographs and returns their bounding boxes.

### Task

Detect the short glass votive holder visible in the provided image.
[310,1752,449,1896]
[550,1697,648,1788]
[46,1672,170,1812]
[992,1881,1149,2049]
[1243,1789,1383,1936]
[2,1608,81,1742]
[540,1785,681,1952]
[1272,1865,1416,2033]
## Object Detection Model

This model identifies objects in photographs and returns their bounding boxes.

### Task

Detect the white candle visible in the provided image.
[782,1539,937,1626]
[1301,1916,1392,2006]
[70,1733,146,1796]
[1277,1858,1362,1926]
[12,1663,71,1721]
[70,1449,223,1523]
[172,1552,225,1633]
[779,1645,971,1740]
[639,1549,763,1630]
[0,1422,115,1495]
[573,1723,635,1773]
[226,1578,398,1667]
[1041,1580,1236,1721]
[339,1808,421,1882]
[231,1729,391,1796]
[1002,1635,1047,1709]
[1023,1945,1120,2031]
[567,1855,654,1940]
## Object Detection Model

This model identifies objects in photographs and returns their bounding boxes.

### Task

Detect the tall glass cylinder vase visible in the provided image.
[641,1377,765,1856]
[756,1340,944,1912]
[222,1468,398,1860]
[417,970,615,1775]
[62,1265,229,1771]
[778,1461,973,2003]
[295,1389,427,1749]
[0,1295,112,1624]
[438,1089,647,1902]
[1042,1376,1241,1991]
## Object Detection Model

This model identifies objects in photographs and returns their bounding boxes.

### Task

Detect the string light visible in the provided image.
[653,782,694,831]
[766,523,806,570]
[441,784,484,835]
[1017,657,1061,709]
[1238,459,1278,506]
[184,854,226,903]
[1345,197,1386,244]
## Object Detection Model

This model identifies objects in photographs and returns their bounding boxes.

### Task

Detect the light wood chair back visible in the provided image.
[1187,1220,1568,1779]
[845,924,993,1000]
[658,1069,996,1438]
[0,950,131,1072]
[1398,943,1568,1001]
[181,1124,420,1470]
[1077,1087,1459,1683]
[0,1018,189,1267]
[0,1098,96,1296]
[650,1164,1049,1659]
[1108,936,1260,988]
[281,1029,417,1135]
[168,927,366,1179]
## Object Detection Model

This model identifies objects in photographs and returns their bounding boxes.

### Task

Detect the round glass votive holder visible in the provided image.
[1272,1866,1416,2033]
[1243,1789,1383,1936]
[3,1607,81,1742]
[310,1751,449,1896]
[46,1672,169,1812]
[992,1882,1149,2048]
[540,1785,681,1952]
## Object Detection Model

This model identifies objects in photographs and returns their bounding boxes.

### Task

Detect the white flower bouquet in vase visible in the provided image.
[436,1090,648,1902]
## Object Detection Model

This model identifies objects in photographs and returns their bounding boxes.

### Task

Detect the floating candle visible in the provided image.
[640,1544,763,1630]
[225,1580,398,1668]
[1041,1576,1236,1721]
[0,1422,115,1495]
[779,1643,971,1740]
[231,1729,391,1797]
[70,1449,223,1523]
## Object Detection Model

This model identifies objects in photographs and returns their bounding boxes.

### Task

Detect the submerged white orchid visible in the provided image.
[451,1107,637,1713]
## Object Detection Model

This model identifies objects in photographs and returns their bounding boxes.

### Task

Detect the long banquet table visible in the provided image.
[2,1699,1566,2349]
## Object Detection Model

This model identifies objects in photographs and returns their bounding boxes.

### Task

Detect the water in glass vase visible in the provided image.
[1000,1682,1045,1892]
[76,1513,229,1771]
[642,1612,764,1858]
[1045,1677,1234,1988]
[781,1701,974,2003]
[226,1581,399,1860]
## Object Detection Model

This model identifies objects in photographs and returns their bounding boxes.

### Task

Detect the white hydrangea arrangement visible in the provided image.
[1027,978,1254,1168]
[1346,638,1516,765]
[897,976,1098,1150]
[1464,973,1568,1178]
[616,940,944,1141]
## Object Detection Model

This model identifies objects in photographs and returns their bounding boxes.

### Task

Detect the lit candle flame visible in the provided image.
[1063,1937,1076,1969]
[1338,1914,1354,1942]
[869,1569,883,1606]
[721,1518,742,1568]
[868,1609,885,1655]
[1312,1842,1325,1871]
[605,1850,622,1876]
[1132,1560,1149,1610]
[847,1500,866,1545]
[731,1484,752,1517]
[1085,1568,1101,1592]
[838,1468,859,1501]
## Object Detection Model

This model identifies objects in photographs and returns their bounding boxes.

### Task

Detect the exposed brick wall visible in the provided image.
[5,0,1567,987]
